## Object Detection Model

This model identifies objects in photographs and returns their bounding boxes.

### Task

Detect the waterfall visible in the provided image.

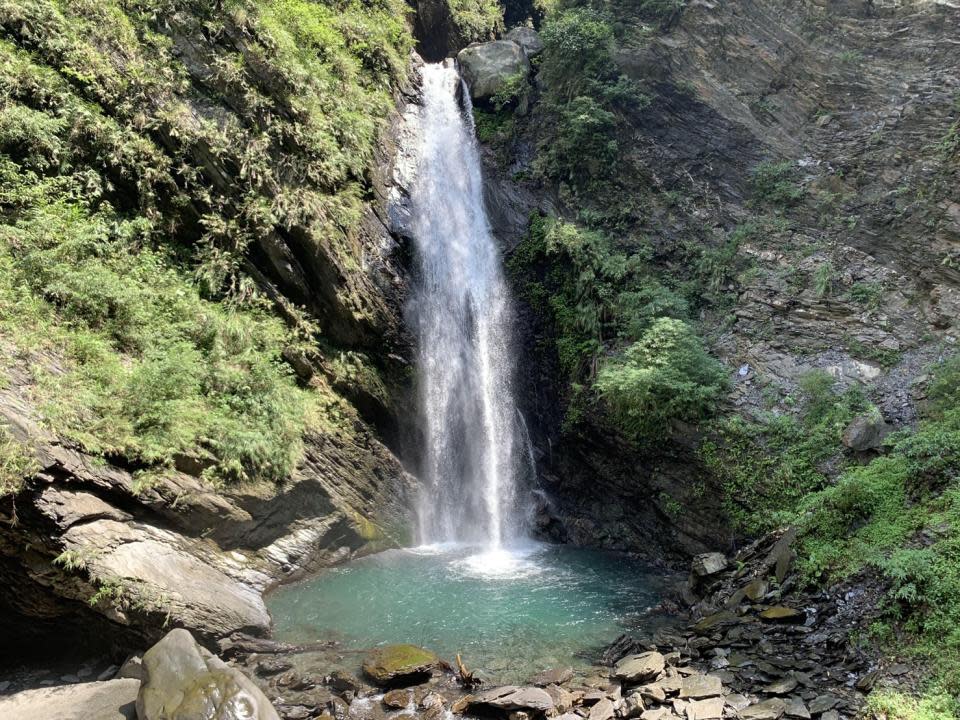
[407,62,529,549]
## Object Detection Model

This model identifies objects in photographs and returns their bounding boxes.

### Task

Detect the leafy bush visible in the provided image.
[537,96,618,188]
[750,160,805,206]
[596,318,728,442]
[448,0,504,43]
[538,7,616,99]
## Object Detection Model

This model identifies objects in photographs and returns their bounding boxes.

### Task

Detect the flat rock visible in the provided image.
[0,679,139,720]
[725,694,751,711]
[362,645,438,686]
[692,611,739,633]
[784,697,810,718]
[469,686,555,713]
[636,683,666,702]
[614,652,665,683]
[531,668,573,687]
[758,606,805,623]
[740,698,786,720]
[545,684,575,713]
[686,697,725,720]
[692,553,727,577]
[589,697,616,720]
[137,628,279,720]
[641,710,670,720]
[808,695,838,714]
[679,675,722,699]
[762,677,799,695]
[618,693,645,718]
[743,579,769,602]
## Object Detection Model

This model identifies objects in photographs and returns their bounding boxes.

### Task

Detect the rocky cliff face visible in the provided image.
[475,0,959,560]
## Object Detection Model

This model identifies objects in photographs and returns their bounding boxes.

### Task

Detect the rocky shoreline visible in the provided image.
[2,525,916,720]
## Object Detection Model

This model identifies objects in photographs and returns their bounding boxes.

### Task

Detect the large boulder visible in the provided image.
[505,27,544,57]
[361,644,439,686]
[137,628,279,720]
[841,413,891,453]
[457,40,530,100]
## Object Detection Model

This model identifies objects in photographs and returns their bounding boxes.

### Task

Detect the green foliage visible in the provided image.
[0,424,37,496]
[866,689,960,720]
[750,160,805,206]
[447,0,504,43]
[784,356,960,694]
[848,281,885,308]
[701,371,869,534]
[0,0,414,484]
[491,71,531,112]
[538,7,616,100]
[537,96,619,188]
[812,261,835,297]
[509,214,717,439]
[596,318,728,442]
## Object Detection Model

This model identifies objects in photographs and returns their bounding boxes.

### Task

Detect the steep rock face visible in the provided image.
[484,0,959,557]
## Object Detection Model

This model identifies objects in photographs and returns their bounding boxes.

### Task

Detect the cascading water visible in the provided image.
[407,62,530,550]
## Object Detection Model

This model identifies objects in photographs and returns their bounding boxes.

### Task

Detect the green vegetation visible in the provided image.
[750,160,805,206]
[0,0,414,490]
[510,214,725,441]
[701,370,870,535]
[448,0,504,43]
[596,318,727,442]
[535,5,649,194]
[0,424,37,496]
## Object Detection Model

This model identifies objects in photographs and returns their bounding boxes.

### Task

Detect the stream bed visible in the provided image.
[267,542,675,684]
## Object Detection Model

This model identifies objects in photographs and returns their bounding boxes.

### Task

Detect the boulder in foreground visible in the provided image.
[137,628,279,720]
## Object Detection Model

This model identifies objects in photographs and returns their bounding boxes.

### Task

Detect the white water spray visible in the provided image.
[407,62,531,550]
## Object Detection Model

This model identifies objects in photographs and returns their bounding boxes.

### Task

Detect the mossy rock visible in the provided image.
[362,644,439,686]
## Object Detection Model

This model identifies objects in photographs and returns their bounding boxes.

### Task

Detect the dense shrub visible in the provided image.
[596,318,728,441]
[750,160,805,206]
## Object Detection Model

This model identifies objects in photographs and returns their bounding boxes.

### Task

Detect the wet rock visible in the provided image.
[686,697,725,720]
[614,653,666,683]
[743,579,769,602]
[382,689,413,709]
[740,698,786,720]
[692,612,739,634]
[257,658,293,677]
[137,628,279,720]
[531,668,573,687]
[456,41,530,100]
[759,607,805,623]
[679,675,722,699]
[361,645,438,686]
[504,27,543,57]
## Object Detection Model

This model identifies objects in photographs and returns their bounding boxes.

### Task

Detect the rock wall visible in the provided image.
[476,0,960,560]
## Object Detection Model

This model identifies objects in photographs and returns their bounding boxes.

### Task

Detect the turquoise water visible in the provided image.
[267,543,673,683]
